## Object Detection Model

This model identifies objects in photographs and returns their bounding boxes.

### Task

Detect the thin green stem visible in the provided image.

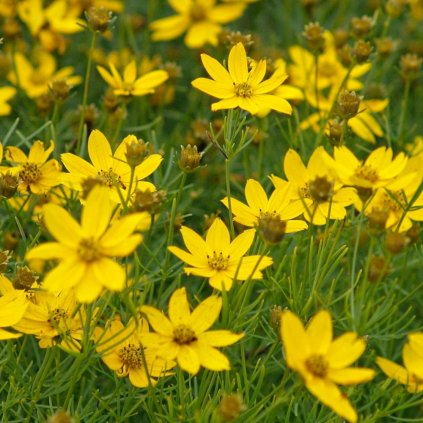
[225,158,235,238]
[398,80,410,145]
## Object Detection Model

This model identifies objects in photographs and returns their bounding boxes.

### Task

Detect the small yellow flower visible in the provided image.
[221,179,307,233]
[0,86,16,116]
[169,218,273,291]
[26,186,145,303]
[280,310,375,423]
[377,332,423,393]
[6,140,61,194]
[150,0,246,48]
[192,42,292,115]
[61,129,162,204]
[95,316,174,387]
[141,287,244,375]
[271,148,357,225]
[97,61,168,97]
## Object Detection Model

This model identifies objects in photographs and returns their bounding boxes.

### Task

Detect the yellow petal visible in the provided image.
[180,226,210,259]
[189,295,222,334]
[207,4,246,23]
[75,274,103,303]
[91,258,125,292]
[231,255,273,280]
[61,153,97,177]
[205,218,231,254]
[328,367,376,385]
[123,61,137,84]
[197,330,244,347]
[196,344,230,371]
[200,53,233,85]
[81,186,112,238]
[88,129,113,170]
[168,246,206,268]
[228,43,248,84]
[209,273,233,291]
[211,97,240,111]
[150,15,189,41]
[376,356,411,385]
[134,154,163,180]
[169,287,191,326]
[26,242,74,260]
[141,306,174,336]
[222,196,257,227]
[191,77,234,99]
[326,332,366,369]
[0,328,22,340]
[0,292,28,326]
[43,259,86,292]
[306,310,333,355]
[177,345,200,374]
[228,229,255,259]
[245,179,268,212]
[284,149,307,185]
[254,94,292,114]
[403,343,423,380]
[184,21,220,48]
[129,368,150,387]
[6,146,27,163]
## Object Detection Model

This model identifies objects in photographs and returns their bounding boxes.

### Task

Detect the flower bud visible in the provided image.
[367,255,390,282]
[385,231,409,254]
[303,22,325,52]
[375,38,396,58]
[132,189,166,214]
[353,39,372,63]
[3,231,19,250]
[0,172,18,198]
[351,15,373,38]
[125,138,148,168]
[47,411,75,423]
[335,90,361,120]
[258,214,287,244]
[405,223,420,244]
[86,6,113,33]
[400,54,422,83]
[219,29,254,49]
[50,80,71,102]
[328,120,343,145]
[13,266,38,290]
[333,29,349,49]
[218,393,246,422]
[0,250,11,273]
[309,176,334,203]
[179,144,203,172]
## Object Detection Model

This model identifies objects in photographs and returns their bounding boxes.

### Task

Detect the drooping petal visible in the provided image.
[189,295,222,334]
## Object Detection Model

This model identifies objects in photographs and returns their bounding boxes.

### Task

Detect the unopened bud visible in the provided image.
[406,223,420,244]
[13,266,38,290]
[47,410,75,423]
[218,393,246,422]
[367,207,389,231]
[400,54,422,82]
[309,176,334,203]
[36,93,54,115]
[219,29,254,49]
[351,15,373,38]
[0,172,18,198]
[333,29,349,49]
[50,80,71,102]
[132,189,166,214]
[179,144,203,172]
[386,0,406,18]
[0,250,11,273]
[375,38,396,58]
[353,39,372,63]
[367,255,390,282]
[385,231,409,254]
[86,6,113,33]
[337,45,353,68]
[336,90,361,120]
[270,305,283,330]
[303,22,325,52]
[258,214,287,244]
[3,231,19,250]
[328,120,343,145]
[125,137,148,168]
[3,18,21,39]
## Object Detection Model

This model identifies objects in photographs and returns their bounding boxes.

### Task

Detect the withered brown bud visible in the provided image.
[47,411,75,423]
[103,88,121,113]
[179,144,203,172]
[0,172,18,198]
[352,39,372,63]
[3,231,19,250]
[375,38,396,58]
[337,45,353,68]
[351,15,373,38]
[270,305,283,330]
[81,176,107,199]
[335,90,361,120]
[303,22,325,52]
[218,393,246,422]
[13,266,38,290]
[128,14,146,32]
[400,54,422,82]
[367,207,389,231]
[328,120,343,145]
[160,62,181,80]
[367,255,390,282]
[0,250,11,273]
[125,138,148,168]
[219,29,254,49]
[132,189,166,214]
[258,214,287,244]
[36,93,54,115]
[309,176,334,203]
[333,29,349,49]
[50,80,71,102]
[385,231,409,254]
[405,223,420,244]
[86,6,113,33]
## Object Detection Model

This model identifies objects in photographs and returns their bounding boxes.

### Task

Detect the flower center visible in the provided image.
[189,3,207,21]
[48,308,69,325]
[173,324,197,345]
[354,164,379,184]
[305,354,329,378]
[30,73,48,85]
[19,163,41,184]
[381,190,407,213]
[77,237,102,262]
[318,59,337,78]
[118,343,143,370]
[235,82,253,98]
[97,168,126,189]
[207,251,229,271]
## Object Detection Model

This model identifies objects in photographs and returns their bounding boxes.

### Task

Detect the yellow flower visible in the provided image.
[97,61,168,97]
[280,310,375,423]
[26,186,145,303]
[95,317,174,387]
[271,148,357,225]
[61,130,162,204]
[6,140,61,194]
[191,42,292,115]
[8,51,82,98]
[0,86,16,116]
[150,0,246,48]
[141,287,244,375]
[0,290,28,340]
[69,0,123,14]
[221,179,307,233]
[377,332,423,393]
[169,218,273,291]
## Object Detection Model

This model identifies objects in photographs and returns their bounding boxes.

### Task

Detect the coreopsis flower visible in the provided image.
[69,0,123,14]
[141,287,244,374]
[0,290,28,340]
[168,218,273,291]
[26,186,145,303]
[280,310,375,423]
[94,317,175,387]
[6,140,61,194]
[97,61,168,97]
[270,148,357,225]
[61,130,162,204]
[150,0,246,49]
[17,0,83,53]
[377,332,423,392]
[13,288,86,351]
[221,179,307,233]
[8,51,82,98]
[191,42,292,115]
[0,86,16,116]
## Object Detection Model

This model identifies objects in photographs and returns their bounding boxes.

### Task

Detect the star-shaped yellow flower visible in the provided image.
[141,287,244,375]
[192,42,292,115]
[26,186,145,303]
[280,310,375,423]
[169,218,273,291]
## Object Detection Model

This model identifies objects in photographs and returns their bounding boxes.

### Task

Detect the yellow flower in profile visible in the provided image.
[377,332,423,393]
[26,186,145,303]
[0,86,16,116]
[95,317,175,387]
[222,179,307,233]
[141,287,244,375]
[192,43,292,115]
[97,61,168,97]
[61,130,162,204]
[169,218,273,291]
[280,310,375,423]
[6,140,61,194]
[8,51,82,98]
[150,0,246,48]
[271,148,357,225]
[0,291,28,340]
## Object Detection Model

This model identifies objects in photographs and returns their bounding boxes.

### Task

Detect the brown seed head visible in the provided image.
[13,266,38,290]
[258,214,287,244]
[50,80,71,102]
[219,29,254,49]
[309,176,334,203]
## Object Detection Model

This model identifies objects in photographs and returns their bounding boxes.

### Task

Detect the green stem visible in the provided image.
[77,31,97,153]
[225,158,235,238]
[398,80,410,145]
